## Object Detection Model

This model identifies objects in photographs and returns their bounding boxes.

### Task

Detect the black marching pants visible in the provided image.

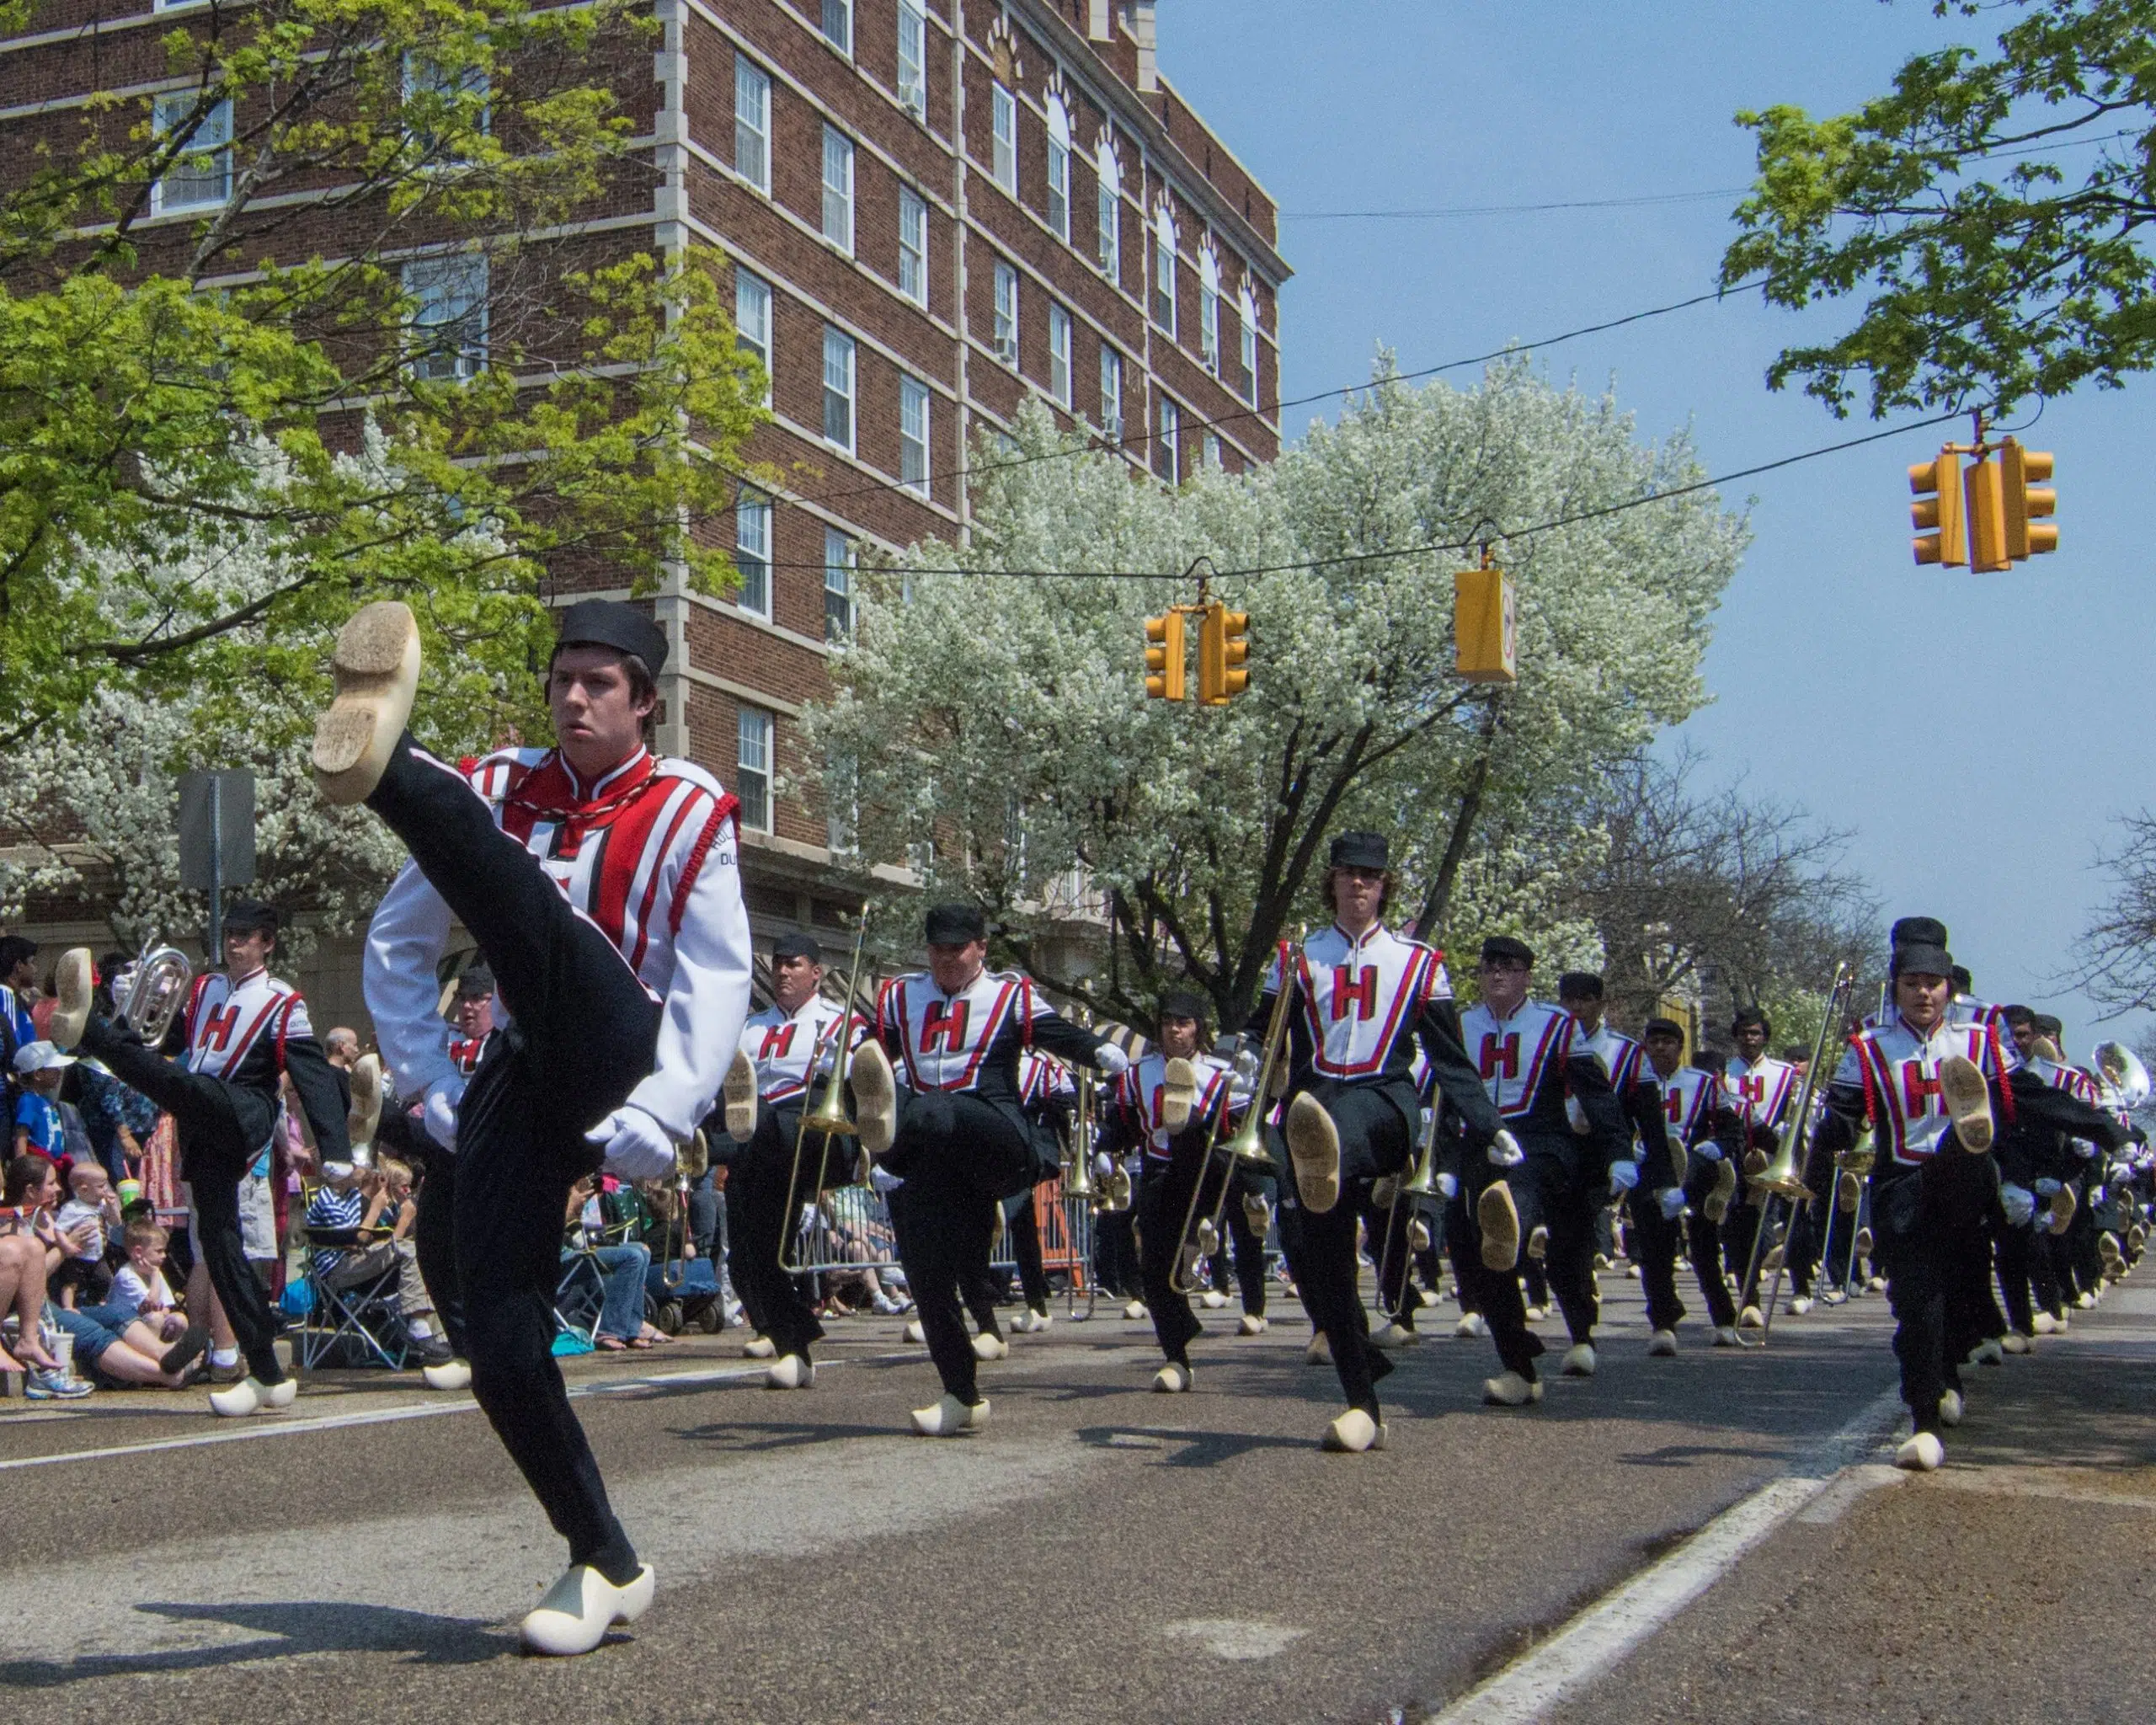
[370,735,662,1573]
[1877,1146,1996,1434]
[413,1140,467,1359]
[1002,1189,1052,1313]
[1288,1085,1406,1417]
[1629,1196,1688,1333]
[78,1017,285,1384]
[1225,1164,1274,1317]
[882,1090,1035,1406]
[1136,1156,1205,1366]
[728,1104,839,1359]
[1682,1158,1740,1329]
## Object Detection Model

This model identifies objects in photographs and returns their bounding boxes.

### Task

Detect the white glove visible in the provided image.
[1609,1159,1640,1194]
[1486,1129,1524,1168]
[2034,1177,2063,1197]
[1435,1171,1460,1201]
[585,1105,676,1183]
[423,1075,467,1152]
[1565,1096,1591,1136]
[1694,1140,1724,1162]
[1227,1066,1258,1108]
[1999,1183,2036,1228]
[1094,1042,1130,1078]
[2073,1138,2099,1159]
[868,1164,903,1195]
[2091,1184,2108,1207]
[1658,1187,1688,1221]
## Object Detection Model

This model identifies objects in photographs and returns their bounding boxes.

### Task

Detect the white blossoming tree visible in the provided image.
[805,363,1750,1028]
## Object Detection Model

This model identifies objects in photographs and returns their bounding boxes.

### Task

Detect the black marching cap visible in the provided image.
[1158,988,1210,1025]
[1890,916,1949,950]
[1556,971,1604,1001]
[1480,934,1534,967]
[555,599,669,677]
[225,899,279,937]
[771,932,824,964]
[923,902,986,946]
[1644,1017,1685,1040]
[1892,943,1956,980]
[455,963,495,999]
[1327,830,1390,871]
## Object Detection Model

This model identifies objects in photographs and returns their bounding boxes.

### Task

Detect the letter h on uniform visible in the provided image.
[1331,965,1377,1022]
[1901,1060,1943,1117]
[1480,1033,1519,1081]
[921,999,970,1054]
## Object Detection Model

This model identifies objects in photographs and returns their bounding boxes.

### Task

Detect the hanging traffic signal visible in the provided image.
[1454,550,1518,683]
[1144,610,1187,702]
[1909,451,1967,568]
[2003,439,2057,560]
[1197,602,1250,705]
[1964,451,2011,573]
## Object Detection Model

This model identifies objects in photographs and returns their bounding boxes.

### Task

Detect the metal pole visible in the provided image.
[207,774,224,964]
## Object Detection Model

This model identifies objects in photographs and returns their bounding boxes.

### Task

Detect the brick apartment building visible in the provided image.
[0,0,1288,1020]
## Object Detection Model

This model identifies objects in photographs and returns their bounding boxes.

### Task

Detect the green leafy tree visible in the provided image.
[1724,0,2156,417]
[0,0,766,745]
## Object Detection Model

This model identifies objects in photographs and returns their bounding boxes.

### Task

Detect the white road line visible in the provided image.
[0,1351,921,1474]
[1431,1384,1903,1725]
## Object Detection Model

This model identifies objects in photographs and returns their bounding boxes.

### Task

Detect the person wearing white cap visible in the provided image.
[10,1039,75,1160]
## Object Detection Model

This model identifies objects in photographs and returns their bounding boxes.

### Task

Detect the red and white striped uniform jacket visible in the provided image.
[1835,1012,2015,1168]
[1723,1055,1799,1135]
[181,965,350,1158]
[364,745,753,1140]
[1113,1049,1235,1163]
[739,996,867,1104]
[1657,1065,1727,1151]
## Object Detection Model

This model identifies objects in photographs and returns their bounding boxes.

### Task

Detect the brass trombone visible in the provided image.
[1060,1065,1101,1318]
[1374,1103,1441,1322]
[659,1128,712,1290]
[1739,962,1856,1343]
[777,911,871,1274]
[1170,958,1291,1296]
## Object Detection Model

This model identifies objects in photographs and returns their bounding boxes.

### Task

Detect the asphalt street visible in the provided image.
[3,1266,2150,1724]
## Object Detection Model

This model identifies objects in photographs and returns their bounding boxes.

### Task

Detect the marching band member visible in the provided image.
[50,901,353,1415]
[1005,1048,1075,1333]
[1804,929,2126,1471]
[1640,1018,1746,1348]
[1454,938,1625,1406]
[1104,990,1241,1391]
[1722,1009,1799,1327]
[1257,832,1506,1450]
[323,599,754,1655]
[849,903,1126,1436]
[720,932,865,1389]
[1557,975,1684,1355]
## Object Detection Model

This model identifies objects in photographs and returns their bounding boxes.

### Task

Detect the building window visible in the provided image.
[734,55,770,192]
[736,707,774,834]
[1239,289,1260,404]
[1154,393,1179,483]
[1045,101,1070,241]
[734,268,771,404]
[821,126,855,254]
[899,375,931,496]
[1198,253,1221,372]
[821,325,855,451]
[403,254,488,381]
[1099,344,1123,443]
[825,751,858,855]
[1151,206,1177,334]
[896,0,927,120]
[150,93,232,215]
[990,83,1016,195]
[1203,430,1223,471]
[992,259,1018,366]
[898,185,928,306]
[734,492,771,617]
[403,52,488,157]
[1095,138,1121,277]
[1047,302,1071,406]
[824,528,855,642]
[820,0,852,56]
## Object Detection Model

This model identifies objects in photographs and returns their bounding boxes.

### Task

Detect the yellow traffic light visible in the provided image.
[2003,439,2057,559]
[1144,611,1186,702]
[1964,451,2012,573]
[1454,558,1518,684]
[1197,602,1251,705]
[1909,451,1967,568]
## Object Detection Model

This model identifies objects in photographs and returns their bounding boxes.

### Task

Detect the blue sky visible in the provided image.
[1161,0,2150,1055]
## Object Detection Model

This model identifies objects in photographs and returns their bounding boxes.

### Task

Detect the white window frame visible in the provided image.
[736,707,775,834]
[1151,204,1177,335]
[898,185,929,306]
[1044,98,1070,241]
[824,528,856,643]
[1239,286,1261,404]
[734,492,772,618]
[734,268,772,405]
[991,82,1017,195]
[1099,344,1123,443]
[821,325,856,453]
[403,253,489,382]
[1198,248,1221,372]
[734,55,770,193]
[896,0,927,120]
[1203,430,1223,470]
[1047,302,1071,407]
[149,92,233,216]
[992,259,1019,366]
[820,0,852,57]
[899,375,931,496]
[821,125,855,254]
[402,51,490,156]
[1095,137,1121,277]
[1155,393,1180,483]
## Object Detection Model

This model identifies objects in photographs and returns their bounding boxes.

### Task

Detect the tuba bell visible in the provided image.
[2095,1042,2151,1109]
[119,939,195,1047]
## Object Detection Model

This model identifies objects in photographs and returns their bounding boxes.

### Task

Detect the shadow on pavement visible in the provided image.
[1073,1423,1315,1466]
[0,1600,513,1686]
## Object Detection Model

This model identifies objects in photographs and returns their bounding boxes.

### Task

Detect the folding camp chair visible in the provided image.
[299,1225,412,1371]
